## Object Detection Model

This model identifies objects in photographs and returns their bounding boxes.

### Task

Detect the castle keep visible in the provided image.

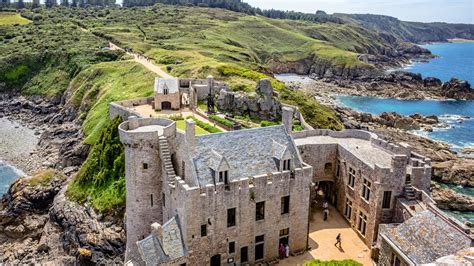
[114,77,472,266]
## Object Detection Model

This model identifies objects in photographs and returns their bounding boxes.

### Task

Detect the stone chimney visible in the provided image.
[207,75,214,91]
[128,116,139,130]
[186,119,196,155]
[151,222,163,242]
[282,107,294,134]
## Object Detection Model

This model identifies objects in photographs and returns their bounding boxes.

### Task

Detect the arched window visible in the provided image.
[324,163,333,176]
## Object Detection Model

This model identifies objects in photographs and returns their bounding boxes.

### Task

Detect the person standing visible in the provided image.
[323,200,328,210]
[324,208,329,221]
[279,243,285,259]
[285,244,290,258]
[335,233,342,248]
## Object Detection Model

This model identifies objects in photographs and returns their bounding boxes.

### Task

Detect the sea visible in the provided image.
[337,42,474,223]
[0,162,23,195]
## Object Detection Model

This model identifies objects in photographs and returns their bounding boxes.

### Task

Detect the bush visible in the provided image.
[260,120,279,127]
[304,259,362,266]
[208,114,234,128]
[187,116,222,133]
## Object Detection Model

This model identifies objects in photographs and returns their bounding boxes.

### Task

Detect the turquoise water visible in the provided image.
[337,96,474,151]
[400,42,474,84]
[0,161,23,195]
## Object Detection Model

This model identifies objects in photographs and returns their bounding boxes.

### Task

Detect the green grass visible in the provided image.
[304,259,363,266]
[176,120,209,135]
[27,169,59,187]
[0,12,30,25]
[187,116,222,133]
[66,116,126,214]
[67,60,155,144]
[208,114,234,128]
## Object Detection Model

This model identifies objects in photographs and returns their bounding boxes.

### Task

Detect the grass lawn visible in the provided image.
[304,259,363,266]
[0,12,30,25]
[176,120,209,135]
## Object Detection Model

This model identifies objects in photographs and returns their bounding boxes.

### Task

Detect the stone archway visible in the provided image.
[161,101,171,110]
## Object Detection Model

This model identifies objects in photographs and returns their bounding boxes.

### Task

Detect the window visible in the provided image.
[143,163,148,170]
[162,193,166,207]
[344,198,352,220]
[281,196,290,215]
[324,163,332,176]
[357,211,367,236]
[150,194,154,207]
[163,88,169,95]
[227,208,236,227]
[255,235,264,261]
[181,161,185,180]
[256,201,265,221]
[362,178,372,201]
[219,170,228,183]
[336,160,341,178]
[228,241,235,254]
[201,224,207,237]
[348,167,356,188]
[382,191,392,209]
[241,247,248,263]
[279,228,290,245]
[283,159,291,171]
[391,253,402,266]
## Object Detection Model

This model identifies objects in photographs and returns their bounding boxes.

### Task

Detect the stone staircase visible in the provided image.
[404,183,417,201]
[159,136,176,185]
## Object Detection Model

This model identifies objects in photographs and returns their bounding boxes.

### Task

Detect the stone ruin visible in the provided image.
[217,79,282,120]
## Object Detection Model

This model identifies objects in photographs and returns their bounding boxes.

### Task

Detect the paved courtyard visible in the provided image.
[280,205,374,266]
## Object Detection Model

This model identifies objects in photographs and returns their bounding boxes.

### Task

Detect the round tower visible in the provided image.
[119,116,175,264]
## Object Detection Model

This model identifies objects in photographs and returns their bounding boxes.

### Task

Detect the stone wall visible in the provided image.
[109,97,153,120]
[154,92,181,111]
[166,162,312,265]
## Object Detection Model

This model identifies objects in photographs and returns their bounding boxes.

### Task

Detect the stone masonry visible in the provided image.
[111,77,456,266]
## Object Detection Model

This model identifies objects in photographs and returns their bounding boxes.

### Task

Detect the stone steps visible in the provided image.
[158,136,177,184]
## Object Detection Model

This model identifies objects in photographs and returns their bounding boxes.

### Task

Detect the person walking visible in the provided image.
[335,233,342,248]
[323,200,328,210]
[285,244,290,258]
[279,243,285,259]
[323,208,329,221]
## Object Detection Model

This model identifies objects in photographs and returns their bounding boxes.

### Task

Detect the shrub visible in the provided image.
[260,120,279,127]
[208,115,234,128]
[304,259,362,266]
[187,116,222,133]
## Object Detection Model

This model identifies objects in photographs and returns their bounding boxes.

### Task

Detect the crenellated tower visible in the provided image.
[118,116,176,264]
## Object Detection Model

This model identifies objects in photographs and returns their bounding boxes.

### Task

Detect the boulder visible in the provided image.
[439,78,474,99]
[423,77,442,87]
[394,116,420,130]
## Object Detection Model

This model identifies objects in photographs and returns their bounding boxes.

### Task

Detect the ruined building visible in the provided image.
[114,77,471,266]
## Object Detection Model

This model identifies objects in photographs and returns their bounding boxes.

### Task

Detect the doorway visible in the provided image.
[161,101,172,110]
[210,254,221,266]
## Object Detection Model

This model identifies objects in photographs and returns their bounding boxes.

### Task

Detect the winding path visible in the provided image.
[108,42,172,78]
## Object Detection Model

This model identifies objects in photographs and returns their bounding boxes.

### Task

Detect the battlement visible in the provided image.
[119,117,176,145]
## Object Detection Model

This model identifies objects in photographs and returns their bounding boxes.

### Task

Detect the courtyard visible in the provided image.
[280,205,374,266]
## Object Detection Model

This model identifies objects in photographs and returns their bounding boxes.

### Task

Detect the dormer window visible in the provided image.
[283,159,291,171]
[163,88,169,95]
[219,170,228,183]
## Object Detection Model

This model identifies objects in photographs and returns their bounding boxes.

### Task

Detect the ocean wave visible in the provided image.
[0,160,25,177]
[438,114,472,121]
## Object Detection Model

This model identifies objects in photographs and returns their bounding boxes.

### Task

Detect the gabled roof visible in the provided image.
[208,150,229,172]
[382,210,472,264]
[154,77,179,94]
[272,140,290,160]
[137,215,187,265]
[192,125,302,187]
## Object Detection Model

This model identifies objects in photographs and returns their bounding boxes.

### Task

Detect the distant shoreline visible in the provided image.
[448,38,474,43]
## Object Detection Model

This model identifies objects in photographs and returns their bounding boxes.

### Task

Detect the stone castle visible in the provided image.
[112,77,472,266]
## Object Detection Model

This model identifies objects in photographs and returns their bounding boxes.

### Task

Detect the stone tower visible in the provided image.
[119,116,166,264]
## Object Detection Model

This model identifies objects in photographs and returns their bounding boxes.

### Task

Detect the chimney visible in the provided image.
[186,119,196,155]
[207,75,214,91]
[282,106,294,134]
[128,116,139,130]
[151,223,163,242]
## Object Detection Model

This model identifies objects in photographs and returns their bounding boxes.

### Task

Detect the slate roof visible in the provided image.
[193,125,302,186]
[382,210,472,264]
[154,78,179,94]
[137,215,187,265]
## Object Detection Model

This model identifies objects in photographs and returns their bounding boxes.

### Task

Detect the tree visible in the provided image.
[31,0,40,8]
[45,0,57,7]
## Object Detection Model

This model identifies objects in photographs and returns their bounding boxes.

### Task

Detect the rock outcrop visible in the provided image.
[217,79,282,120]
[431,183,474,212]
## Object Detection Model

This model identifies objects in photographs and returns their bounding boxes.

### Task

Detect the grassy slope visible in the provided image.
[66,60,155,144]
[0,12,30,25]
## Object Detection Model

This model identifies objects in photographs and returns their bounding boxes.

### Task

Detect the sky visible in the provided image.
[244,0,474,24]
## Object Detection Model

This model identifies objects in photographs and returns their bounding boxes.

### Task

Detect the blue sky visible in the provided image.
[245,0,474,24]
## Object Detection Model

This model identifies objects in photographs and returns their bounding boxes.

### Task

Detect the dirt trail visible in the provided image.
[109,42,172,78]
